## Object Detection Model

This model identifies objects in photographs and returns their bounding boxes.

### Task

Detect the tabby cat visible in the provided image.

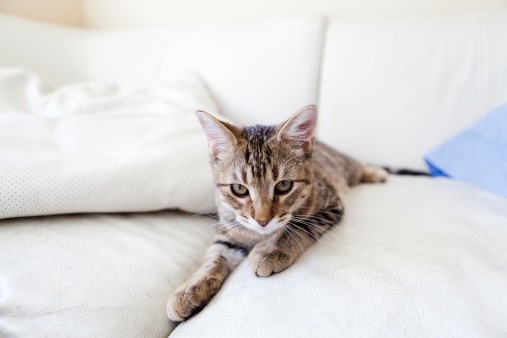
[167,105,387,321]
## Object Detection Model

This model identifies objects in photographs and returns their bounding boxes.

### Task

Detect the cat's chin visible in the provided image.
[239,221,286,236]
[250,227,281,236]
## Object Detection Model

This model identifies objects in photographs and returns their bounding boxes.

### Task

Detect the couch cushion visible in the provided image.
[318,10,507,169]
[0,211,214,337]
[0,14,324,126]
[0,13,86,85]
[84,17,325,125]
[171,176,507,337]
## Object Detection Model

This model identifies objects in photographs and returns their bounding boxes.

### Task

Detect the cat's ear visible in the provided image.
[278,105,318,150]
[196,110,239,158]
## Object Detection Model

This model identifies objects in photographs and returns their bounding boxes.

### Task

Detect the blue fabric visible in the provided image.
[425,104,507,198]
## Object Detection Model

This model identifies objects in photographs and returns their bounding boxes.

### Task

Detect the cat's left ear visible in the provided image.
[196,110,239,159]
[278,105,318,150]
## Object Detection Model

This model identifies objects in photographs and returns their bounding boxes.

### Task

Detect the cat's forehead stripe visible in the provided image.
[272,163,279,181]
[243,124,277,179]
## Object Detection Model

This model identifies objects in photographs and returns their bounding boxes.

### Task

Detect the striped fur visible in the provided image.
[167,106,387,321]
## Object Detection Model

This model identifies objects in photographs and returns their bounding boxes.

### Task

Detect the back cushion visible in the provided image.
[0,14,324,125]
[0,13,86,84]
[318,10,507,169]
[85,17,325,125]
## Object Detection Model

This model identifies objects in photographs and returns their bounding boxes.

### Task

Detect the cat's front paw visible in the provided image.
[167,277,221,322]
[249,245,294,277]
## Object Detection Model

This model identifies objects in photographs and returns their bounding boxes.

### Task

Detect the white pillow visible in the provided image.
[0,68,220,219]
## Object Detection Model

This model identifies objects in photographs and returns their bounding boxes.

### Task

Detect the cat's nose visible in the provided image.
[255,218,272,227]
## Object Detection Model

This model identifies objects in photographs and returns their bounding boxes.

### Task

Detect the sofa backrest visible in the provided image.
[0,13,324,125]
[0,14,87,84]
[2,11,507,169]
[82,0,507,28]
[317,10,507,169]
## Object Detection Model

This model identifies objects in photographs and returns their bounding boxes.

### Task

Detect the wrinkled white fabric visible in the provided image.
[0,68,220,219]
[172,177,507,338]
[0,211,215,338]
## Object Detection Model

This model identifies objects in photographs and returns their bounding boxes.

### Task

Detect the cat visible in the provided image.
[167,105,387,321]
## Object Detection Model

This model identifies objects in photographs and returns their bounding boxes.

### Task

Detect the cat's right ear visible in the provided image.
[196,110,238,158]
[277,105,318,150]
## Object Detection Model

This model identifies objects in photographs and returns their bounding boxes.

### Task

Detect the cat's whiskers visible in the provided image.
[282,227,306,253]
[202,218,241,238]
[204,223,240,239]
[289,224,315,247]
[221,218,249,237]
[190,212,219,218]
[203,225,230,238]
[295,225,319,250]
[288,221,320,241]
[294,218,335,232]
[290,216,330,232]
[300,222,343,245]
[294,211,342,219]
[203,220,224,229]
[292,213,340,228]
[288,217,338,241]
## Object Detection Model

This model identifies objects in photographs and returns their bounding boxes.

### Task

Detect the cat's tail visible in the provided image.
[381,167,431,176]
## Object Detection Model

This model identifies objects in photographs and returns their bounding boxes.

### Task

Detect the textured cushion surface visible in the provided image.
[172,176,507,337]
[0,68,219,219]
[0,211,214,338]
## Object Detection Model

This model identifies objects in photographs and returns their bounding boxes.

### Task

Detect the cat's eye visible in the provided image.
[274,180,293,195]
[231,184,249,197]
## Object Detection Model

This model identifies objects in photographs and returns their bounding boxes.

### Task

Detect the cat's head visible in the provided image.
[197,106,317,235]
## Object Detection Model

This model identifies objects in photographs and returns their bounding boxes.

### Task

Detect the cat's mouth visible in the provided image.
[235,216,289,235]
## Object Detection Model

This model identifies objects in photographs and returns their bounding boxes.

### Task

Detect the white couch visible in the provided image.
[1,10,506,338]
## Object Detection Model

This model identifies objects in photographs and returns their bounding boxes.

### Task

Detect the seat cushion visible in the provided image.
[0,211,214,337]
[171,176,507,337]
